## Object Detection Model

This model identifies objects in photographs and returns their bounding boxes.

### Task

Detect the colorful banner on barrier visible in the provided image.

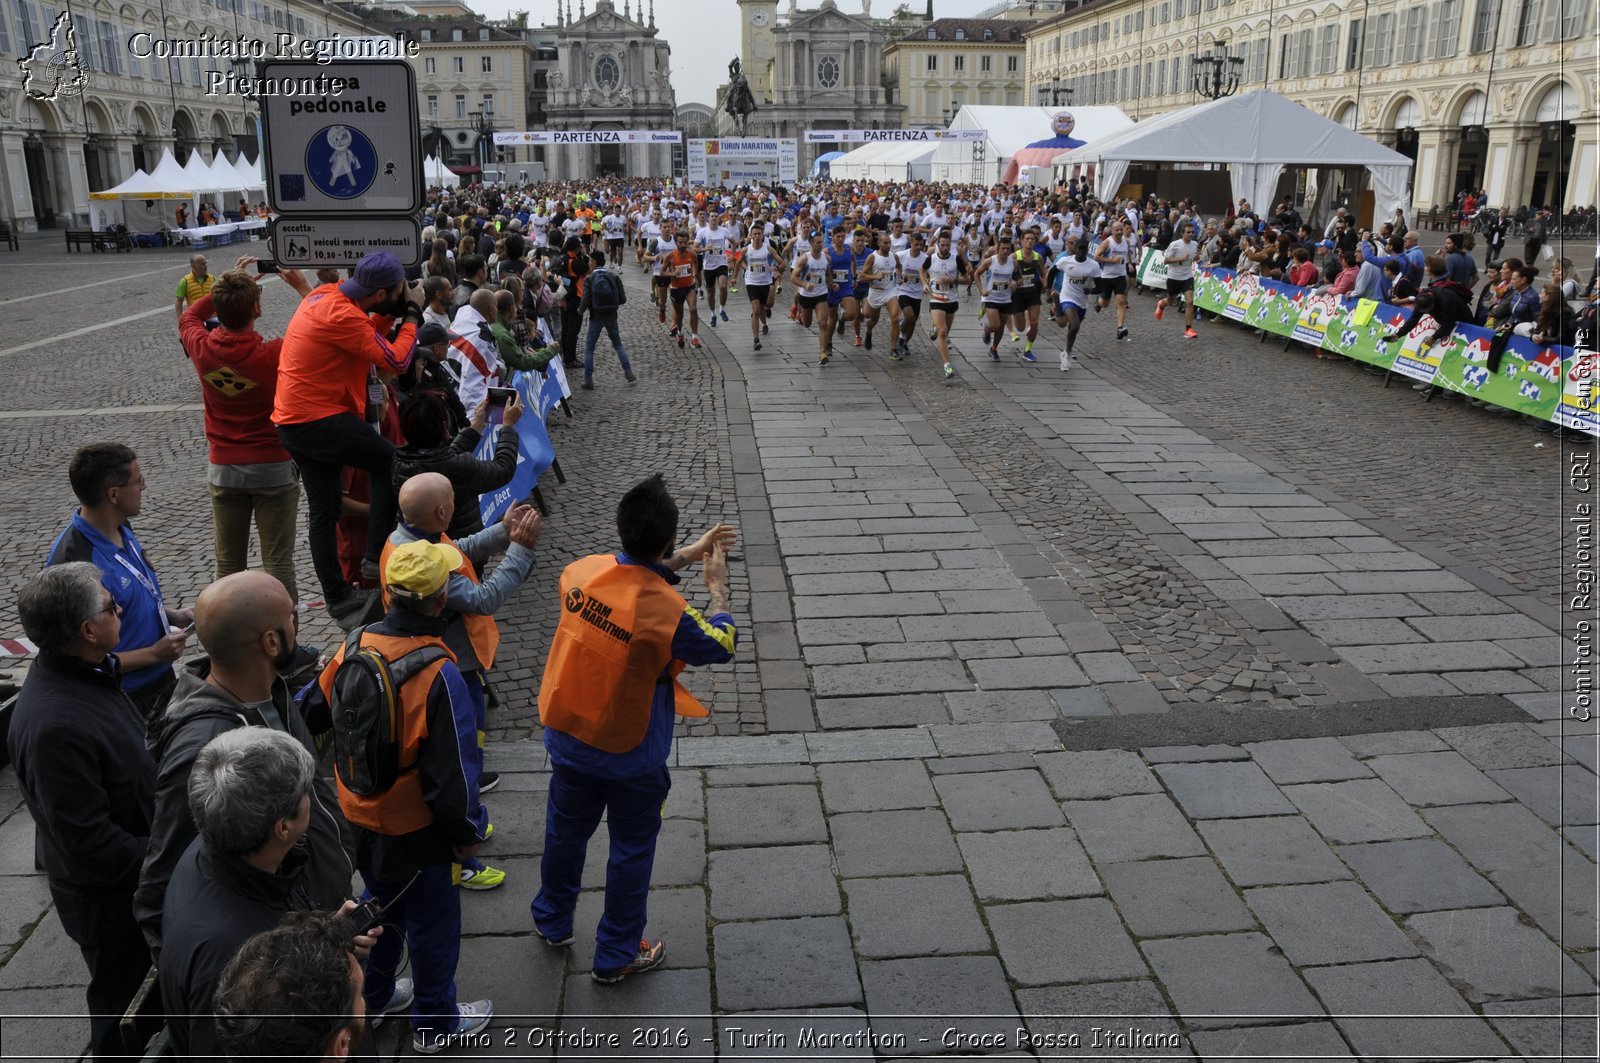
[802,128,988,143]
[474,366,563,524]
[492,130,682,145]
[1171,253,1597,434]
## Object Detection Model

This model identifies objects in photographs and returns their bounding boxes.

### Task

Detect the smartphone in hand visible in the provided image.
[485,387,517,426]
[256,260,280,274]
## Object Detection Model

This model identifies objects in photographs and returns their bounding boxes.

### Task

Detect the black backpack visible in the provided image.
[329,627,449,797]
[589,269,624,312]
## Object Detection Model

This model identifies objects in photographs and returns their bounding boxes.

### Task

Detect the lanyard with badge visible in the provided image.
[115,546,163,611]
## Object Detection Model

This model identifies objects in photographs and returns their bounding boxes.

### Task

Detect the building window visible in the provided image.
[954,54,964,71]
[99,20,120,75]
[452,28,463,41]
[428,94,438,117]
[1433,0,1461,56]
[452,56,464,74]
[926,53,937,72]
[1347,19,1364,66]
[1513,0,1537,44]
[980,54,991,72]
[1367,12,1395,65]
[954,27,965,39]
[982,28,993,40]
[817,54,841,87]
[1467,0,1495,49]
[1318,25,1338,72]
[425,57,436,73]
[1401,6,1427,63]
[1007,55,1017,72]
[482,94,494,115]
[479,27,489,40]
[594,55,619,89]
[455,94,466,118]
[1557,0,1585,38]
[481,55,492,73]
[926,27,936,39]
[421,28,432,41]
[1249,37,1268,81]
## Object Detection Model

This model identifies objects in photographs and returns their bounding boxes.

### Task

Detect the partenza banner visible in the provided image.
[1164,252,1596,435]
[802,128,987,143]
[492,130,683,145]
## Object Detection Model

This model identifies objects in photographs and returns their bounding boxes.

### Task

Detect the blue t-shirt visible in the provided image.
[45,513,171,692]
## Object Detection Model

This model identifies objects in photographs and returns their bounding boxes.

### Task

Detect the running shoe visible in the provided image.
[721,309,730,322]
[1060,350,1073,372]
[414,1001,494,1055]
[864,331,873,350]
[1154,301,1165,320]
[1116,327,1129,341]
[479,771,500,794]
[691,335,702,349]
[888,349,904,362]
[1183,327,1198,339]
[853,335,862,347]
[789,305,800,321]
[677,333,685,349]
[538,928,576,948]
[930,326,938,340]
[754,338,762,350]
[709,313,717,328]
[669,325,680,338]
[762,322,769,335]
[458,863,506,890]
[819,349,831,365]
[1009,330,1021,344]
[592,941,666,985]
[943,363,955,380]
[1022,348,1037,363]
[989,344,1000,362]
[369,978,414,1029]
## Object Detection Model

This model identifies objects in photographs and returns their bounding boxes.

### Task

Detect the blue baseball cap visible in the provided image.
[339,251,407,299]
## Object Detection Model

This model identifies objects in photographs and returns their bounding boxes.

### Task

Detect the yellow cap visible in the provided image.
[384,540,464,599]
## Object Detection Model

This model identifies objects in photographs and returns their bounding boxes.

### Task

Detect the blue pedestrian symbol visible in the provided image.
[305,124,377,199]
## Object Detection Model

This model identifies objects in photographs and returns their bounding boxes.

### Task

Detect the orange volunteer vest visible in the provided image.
[539,555,709,755]
[379,535,501,670]
[322,628,455,835]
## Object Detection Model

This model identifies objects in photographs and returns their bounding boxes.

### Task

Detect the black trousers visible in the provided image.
[277,414,398,604]
[51,884,150,1060]
[560,299,584,365]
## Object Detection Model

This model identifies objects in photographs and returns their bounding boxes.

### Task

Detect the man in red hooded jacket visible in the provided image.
[179,255,313,602]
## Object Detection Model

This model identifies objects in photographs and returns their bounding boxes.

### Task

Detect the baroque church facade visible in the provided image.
[541,0,676,180]
[732,0,911,171]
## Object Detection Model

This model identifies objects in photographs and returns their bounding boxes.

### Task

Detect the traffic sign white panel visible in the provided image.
[270,216,422,268]
[261,60,421,215]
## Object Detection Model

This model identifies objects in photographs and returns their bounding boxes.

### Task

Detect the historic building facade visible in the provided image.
[533,0,675,179]
[733,0,908,170]
[1021,0,1596,213]
[0,0,371,230]
[883,16,1036,128]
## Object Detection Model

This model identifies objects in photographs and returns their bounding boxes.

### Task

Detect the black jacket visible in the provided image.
[8,652,154,893]
[133,660,354,955]
[158,839,310,1061]
[392,425,520,538]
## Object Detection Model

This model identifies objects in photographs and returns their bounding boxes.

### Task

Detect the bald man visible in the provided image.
[448,289,503,412]
[134,572,357,958]
[382,473,543,890]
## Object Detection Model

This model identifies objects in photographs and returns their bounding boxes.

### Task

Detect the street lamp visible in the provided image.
[1191,42,1244,100]
[1046,77,1072,107]
[468,109,495,173]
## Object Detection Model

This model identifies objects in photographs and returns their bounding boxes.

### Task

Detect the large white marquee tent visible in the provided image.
[1053,89,1413,218]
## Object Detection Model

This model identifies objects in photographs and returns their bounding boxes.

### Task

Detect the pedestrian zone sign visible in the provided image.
[261,60,421,215]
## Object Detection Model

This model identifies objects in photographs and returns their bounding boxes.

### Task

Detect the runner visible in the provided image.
[644,217,677,324]
[849,229,874,347]
[921,229,966,381]
[663,230,702,349]
[859,230,901,353]
[977,233,1017,362]
[893,231,930,361]
[1095,219,1134,341]
[1010,228,1048,362]
[601,208,627,265]
[821,227,857,366]
[1154,220,1201,339]
[697,211,735,328]
[742,227,782,352]
[1053,236,1102,372]
[790,230,833,365]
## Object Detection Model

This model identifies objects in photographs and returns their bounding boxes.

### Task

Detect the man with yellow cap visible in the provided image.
[532,474,736,984]
[304,540,493,1055]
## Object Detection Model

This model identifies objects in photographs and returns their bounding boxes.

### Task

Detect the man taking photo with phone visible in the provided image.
[273,251,422,631]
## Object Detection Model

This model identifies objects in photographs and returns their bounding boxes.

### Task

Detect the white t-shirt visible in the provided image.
[866,250,898,291]
[796,252,830,297]
[1098,236,1131,278]
[743,242,778,286]
[1055,253,1102,307]
[698,225,733,269]
[649,235,675,276]
[601,213,627,240]
[896,250,928,298]
[1163,238,1199,281]
[926,251,962,303]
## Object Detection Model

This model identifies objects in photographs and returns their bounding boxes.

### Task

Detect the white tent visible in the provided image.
[146,148,196,195]
[88,168,181,201]
[425,155,459,188]
[1053,89,1413,218]
[930,105,1133,184]
[228,154,266,193]
[828,140,940,183]
[205,153,245,196]
[180,151,228,195]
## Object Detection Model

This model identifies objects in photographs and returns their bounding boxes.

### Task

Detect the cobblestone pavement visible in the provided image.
[0,232,1593,1059]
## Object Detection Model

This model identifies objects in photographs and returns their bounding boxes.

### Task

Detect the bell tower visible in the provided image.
[736,0,779,103]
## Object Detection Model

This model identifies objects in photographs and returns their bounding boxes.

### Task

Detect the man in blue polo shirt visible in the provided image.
[47,443,193,720]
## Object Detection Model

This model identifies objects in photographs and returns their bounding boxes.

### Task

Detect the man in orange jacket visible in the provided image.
[531,475,735,983]
[274,251,422,629]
